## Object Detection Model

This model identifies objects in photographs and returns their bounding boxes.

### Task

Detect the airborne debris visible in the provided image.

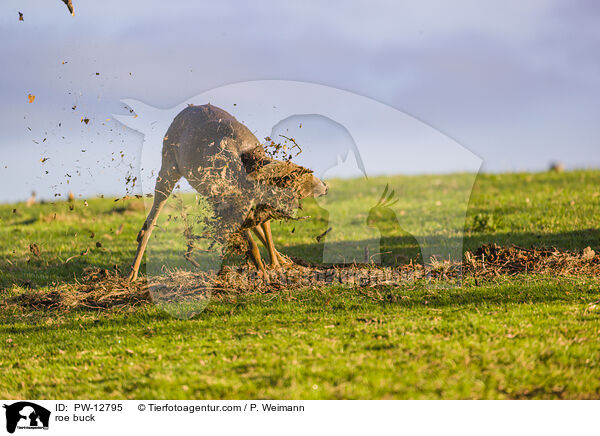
[61,0,74,16]
[27,94,35,103]
[18,12,23,21]
[263,135,303,161]
[65,247,89,263]
[316,227,332,242]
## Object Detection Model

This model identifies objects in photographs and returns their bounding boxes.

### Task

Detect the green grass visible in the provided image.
[1,170,600,399]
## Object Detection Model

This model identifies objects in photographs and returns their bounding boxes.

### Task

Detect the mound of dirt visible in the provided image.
[12,244,599,311]
[464,243,599,277]
[13,261,432,310]
[14,267,150,310]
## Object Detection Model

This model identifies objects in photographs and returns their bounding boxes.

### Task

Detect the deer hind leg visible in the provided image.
[252,224,278,267]
[254,220,292,267]
[258,220,280,268]
[127,166,180,282]
[244,229,265,274]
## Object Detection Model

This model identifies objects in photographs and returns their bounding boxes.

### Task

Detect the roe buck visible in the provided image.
[127,104,327,281]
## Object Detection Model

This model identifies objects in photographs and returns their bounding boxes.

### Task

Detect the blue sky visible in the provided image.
[0,0,599,202]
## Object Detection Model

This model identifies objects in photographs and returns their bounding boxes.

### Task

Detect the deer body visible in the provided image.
[127,104,326,281]
[165,105,265,181]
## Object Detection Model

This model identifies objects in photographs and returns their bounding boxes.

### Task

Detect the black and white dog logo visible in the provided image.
[3,402,50,434]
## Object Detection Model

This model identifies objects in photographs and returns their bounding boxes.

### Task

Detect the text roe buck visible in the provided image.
[127,104,327,281]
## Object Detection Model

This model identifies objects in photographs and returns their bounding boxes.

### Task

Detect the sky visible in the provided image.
[0,0,599,202]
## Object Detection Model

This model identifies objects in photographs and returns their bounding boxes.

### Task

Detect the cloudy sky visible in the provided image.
[0,0,599,202]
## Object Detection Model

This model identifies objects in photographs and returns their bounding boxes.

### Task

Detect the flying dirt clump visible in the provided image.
[61,0,74,15]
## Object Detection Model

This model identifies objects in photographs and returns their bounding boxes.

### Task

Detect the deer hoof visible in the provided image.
[276,252,294,267]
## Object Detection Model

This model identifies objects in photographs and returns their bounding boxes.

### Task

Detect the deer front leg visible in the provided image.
[127,200,166,281]
[127,169,179,282]
[253,221,292,267]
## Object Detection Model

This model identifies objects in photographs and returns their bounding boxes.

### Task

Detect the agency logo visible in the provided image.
[113,80,481,318]
[3,402,50,434]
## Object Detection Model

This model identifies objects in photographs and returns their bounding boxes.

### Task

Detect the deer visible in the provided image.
[127,104,327,281]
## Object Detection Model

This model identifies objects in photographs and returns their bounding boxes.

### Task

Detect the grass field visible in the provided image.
[1,170,600,399]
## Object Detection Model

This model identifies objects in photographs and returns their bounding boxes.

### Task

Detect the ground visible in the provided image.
[1,171,599,399]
